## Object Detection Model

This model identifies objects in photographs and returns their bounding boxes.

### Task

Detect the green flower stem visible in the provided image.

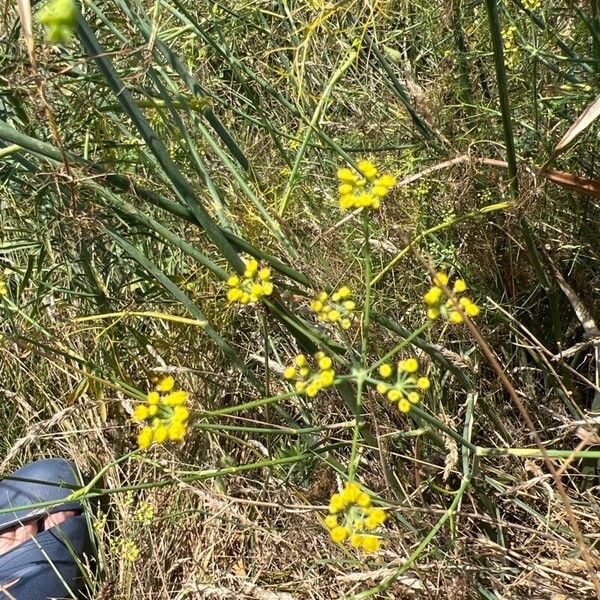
[367,321,433,375]
[371,201,512,286]
[3,445,597,520]
[348,212,373,481]
[197,390,298,418]
[192,421,355,435]
[411,404,478,453]
[361,212,373,360]
[476,447,600,459]
[348,373,366,482]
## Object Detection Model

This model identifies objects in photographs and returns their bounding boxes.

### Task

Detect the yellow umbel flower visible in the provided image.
[37,0,77,44]
[324,482,386,553]
[310,286,357,330]
[283,351,336,397]
[423,272,480,324]
[226,259,274,305]
[372,357,430,414]
[0,276,7,296]
[132,376,191,449]
[337,160,396,211]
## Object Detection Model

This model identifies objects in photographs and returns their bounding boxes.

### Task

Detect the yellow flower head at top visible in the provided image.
[310,286,357,330]
[283,352,336,397]
[226,259,274,305]
[374,357,430,413]
[423,272,480,324]
[37,0,78,44]
[337,160,396,211]
[133,376,190,450]
[325,482,387,553]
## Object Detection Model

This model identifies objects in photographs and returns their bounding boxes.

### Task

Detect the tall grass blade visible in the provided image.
[75,14,245,273]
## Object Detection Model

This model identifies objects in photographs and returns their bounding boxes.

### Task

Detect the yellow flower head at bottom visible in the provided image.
[325,482,386,553]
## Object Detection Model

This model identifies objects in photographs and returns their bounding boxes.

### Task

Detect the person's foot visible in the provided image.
[0,510,78,556]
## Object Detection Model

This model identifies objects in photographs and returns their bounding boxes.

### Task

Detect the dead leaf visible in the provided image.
[550,92,600,162]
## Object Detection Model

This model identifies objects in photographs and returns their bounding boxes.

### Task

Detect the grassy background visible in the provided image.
[1,0,600,598]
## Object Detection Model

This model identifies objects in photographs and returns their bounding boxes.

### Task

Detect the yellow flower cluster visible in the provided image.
[423,272,480,323]
[227,259,274,304]
[337,160,396,211]
[325,482,387,553]
[523,0,540,10]
[375,357,430,413]
[502,25,519,69]
[310,286,356,330]
[37,0,77,45]
[110,538,140,562]
[283,352,336,397]
[0,277,6,296]
[133,376,190,449]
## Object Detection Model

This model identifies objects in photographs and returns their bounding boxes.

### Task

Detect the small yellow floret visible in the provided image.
[357,159,378,179]
[433,272,449,287]
[227,288,243,302]
[337,286,351,299]
[295,354,307,367]
[331,526,350,543]
[376,174,397,188]
[417,377,430,390]
[387,389,402,402]
[376,382,389,394]
[341,482,361,503]
[133,405,149,421]
[337,168,357,183]
[324,514,338,529]
[449,310,464,324]
[329,493,346,513]
[378,363,393,378]
[408,391,420,404]
[356,492,371,508]
[157,376,175,392]
[167,421,186,441]
[398,398,411,413]
[427,307,440,320]
[464,300,480,317]
[399,358,419,373]
[318,356,332,370]
[361,534,381,553]
[137,427,154,450]
[283,366,297,380]
[423,286,443,306]
[453,279,467,292]
[153,425,168,444]
[164,390,188,406]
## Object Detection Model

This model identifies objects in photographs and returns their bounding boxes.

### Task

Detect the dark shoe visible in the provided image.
[0,459,92,599]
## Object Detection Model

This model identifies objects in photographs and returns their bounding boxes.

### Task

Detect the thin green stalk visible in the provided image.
[476,447,600,459]
[197,390,298,417]
[278,46,357,216]
[348,213,373,480]
[485,0,519,198]
[411,404,478,453]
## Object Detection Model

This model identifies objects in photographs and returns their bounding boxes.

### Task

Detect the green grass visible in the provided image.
[1,0,600,598]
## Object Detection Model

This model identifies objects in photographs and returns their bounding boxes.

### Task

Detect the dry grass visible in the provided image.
[1,0,600,598]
